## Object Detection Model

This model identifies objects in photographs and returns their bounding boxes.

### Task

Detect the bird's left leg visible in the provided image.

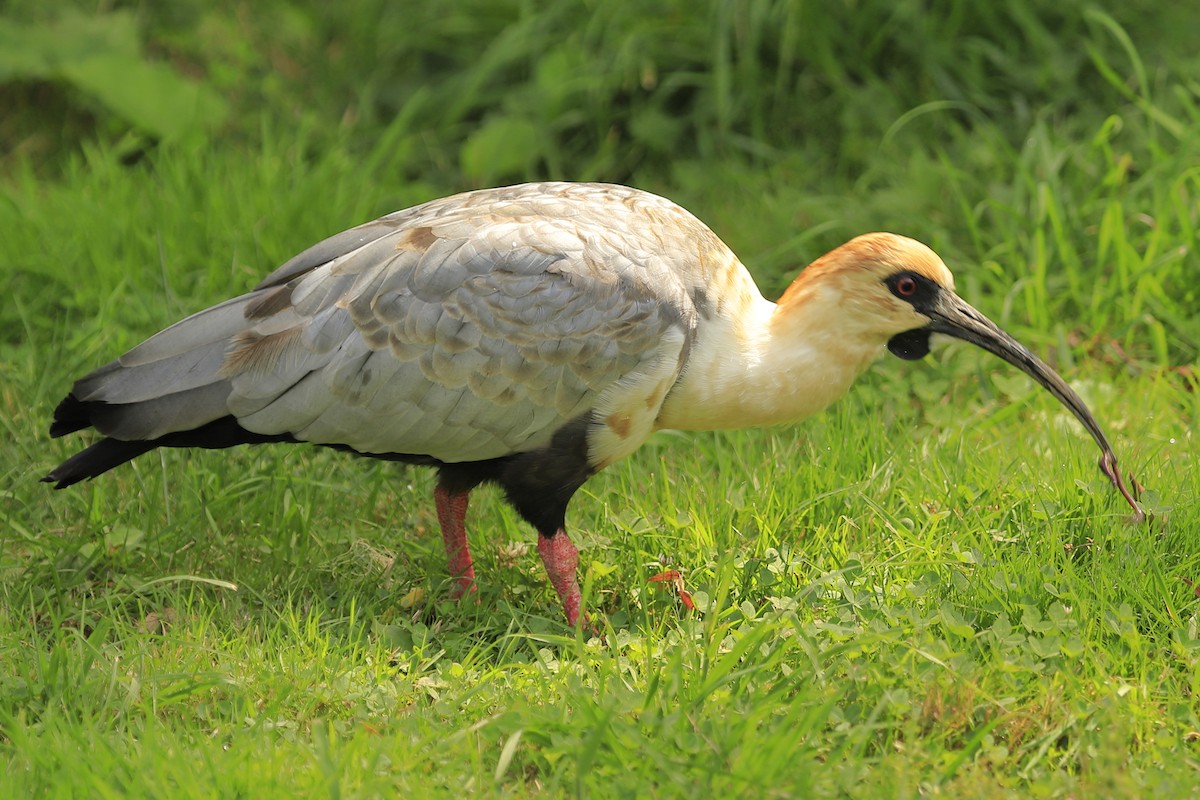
[433,485,476,598]
[537,530,586,628]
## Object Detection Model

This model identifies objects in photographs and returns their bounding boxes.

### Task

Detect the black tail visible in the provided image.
[44,391,153,488]
[48,392,94,438]
[45,406,302,489]
[42,438,158,489]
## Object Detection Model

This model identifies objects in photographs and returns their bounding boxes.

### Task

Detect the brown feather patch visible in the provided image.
[219,328,302,377]
[605,411,633,438]
[398,225,437,252]
[244,284,295,320]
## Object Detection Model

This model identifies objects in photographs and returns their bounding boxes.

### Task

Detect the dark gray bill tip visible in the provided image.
[1098,451,1147,524]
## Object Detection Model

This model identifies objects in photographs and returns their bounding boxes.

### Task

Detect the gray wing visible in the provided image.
[68,183,743,464]
[229,221,690,461]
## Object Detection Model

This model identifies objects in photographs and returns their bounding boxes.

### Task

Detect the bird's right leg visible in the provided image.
[433,485,476,598]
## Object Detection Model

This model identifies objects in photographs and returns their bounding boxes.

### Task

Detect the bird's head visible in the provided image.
[777,232,1141,517]
[777,232,957,355]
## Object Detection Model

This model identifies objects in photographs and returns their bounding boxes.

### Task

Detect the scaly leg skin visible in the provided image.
[537,529,590,630]
[434,485,476,598]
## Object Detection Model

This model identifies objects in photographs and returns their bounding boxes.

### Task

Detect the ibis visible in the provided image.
[43,182,1140,627]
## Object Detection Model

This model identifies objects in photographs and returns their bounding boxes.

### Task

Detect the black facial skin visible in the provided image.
[884,271,940,312]
[887,329,932,360]
[885,271,939,360]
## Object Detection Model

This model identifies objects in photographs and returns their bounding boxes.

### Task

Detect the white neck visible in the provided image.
[656,285,885,432]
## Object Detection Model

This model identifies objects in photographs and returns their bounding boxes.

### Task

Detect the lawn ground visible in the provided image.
[2,2,1199,796]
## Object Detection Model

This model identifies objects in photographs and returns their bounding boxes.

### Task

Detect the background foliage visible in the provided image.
[2,1,1198,796]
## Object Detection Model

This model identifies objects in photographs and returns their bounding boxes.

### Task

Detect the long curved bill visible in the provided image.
[925,291,1144,522]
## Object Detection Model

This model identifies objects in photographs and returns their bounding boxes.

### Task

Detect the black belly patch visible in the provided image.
[332,413,596,536]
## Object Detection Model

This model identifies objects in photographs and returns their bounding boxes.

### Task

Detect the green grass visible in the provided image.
[3,1,1200,796]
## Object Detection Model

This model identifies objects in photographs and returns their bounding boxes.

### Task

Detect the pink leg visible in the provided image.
[537,530,587,628]
[434,486,476,598]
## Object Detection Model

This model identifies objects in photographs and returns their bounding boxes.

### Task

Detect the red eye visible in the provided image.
[895,275,918,297]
